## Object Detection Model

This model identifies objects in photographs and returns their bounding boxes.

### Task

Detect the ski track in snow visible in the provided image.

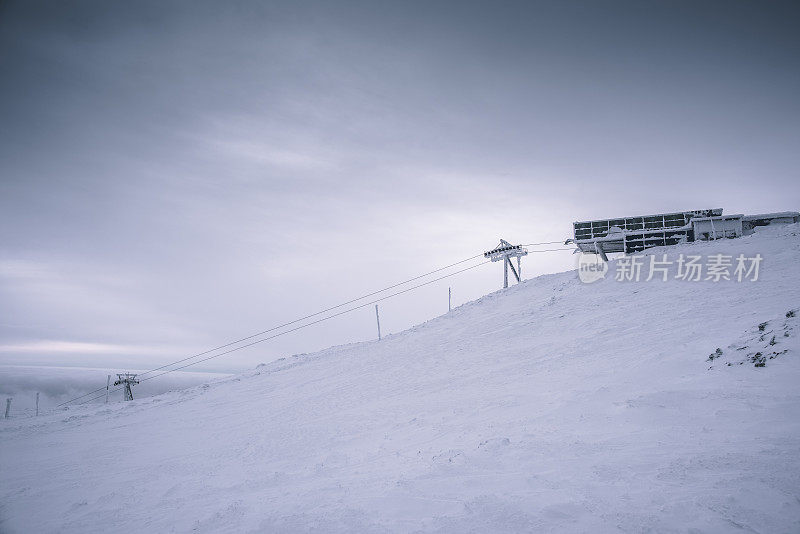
[2,224,800,533]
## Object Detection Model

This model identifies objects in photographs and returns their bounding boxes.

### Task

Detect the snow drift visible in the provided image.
[2,224,800,533]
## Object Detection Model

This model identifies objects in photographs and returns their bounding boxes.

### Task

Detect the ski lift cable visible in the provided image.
[58,251,486,406]
[60,241,573,407]
[74,259,493,405]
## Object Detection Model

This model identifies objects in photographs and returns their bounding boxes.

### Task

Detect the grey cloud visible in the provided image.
[1,0,798,378]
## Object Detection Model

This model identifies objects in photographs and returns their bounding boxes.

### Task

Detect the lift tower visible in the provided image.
[114,373,140,401]
[484,239,528,288]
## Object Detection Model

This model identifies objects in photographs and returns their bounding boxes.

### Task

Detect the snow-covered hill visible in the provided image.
[2,224,800,533]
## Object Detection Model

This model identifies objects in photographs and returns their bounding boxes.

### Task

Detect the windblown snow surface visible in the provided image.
[2,224,800,533]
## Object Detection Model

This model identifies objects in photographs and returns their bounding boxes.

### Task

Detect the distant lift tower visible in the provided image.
[484,239,528,289]
[114,373,140,401]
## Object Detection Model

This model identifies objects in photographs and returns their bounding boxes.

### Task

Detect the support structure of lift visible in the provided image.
[484,239,528,288]
[114,373,140,401]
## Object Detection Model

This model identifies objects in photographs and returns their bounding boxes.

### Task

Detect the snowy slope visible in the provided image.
[2,224,800,533]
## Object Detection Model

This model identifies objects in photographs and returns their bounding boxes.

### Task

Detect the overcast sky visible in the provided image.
[2,0,799,381]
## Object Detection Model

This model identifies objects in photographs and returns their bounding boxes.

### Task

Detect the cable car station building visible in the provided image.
[570,208,799,259]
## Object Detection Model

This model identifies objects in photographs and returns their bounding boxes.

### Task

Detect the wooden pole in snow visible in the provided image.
[448,287,451,312]
[35,392,39,416]
[375,304,381,340]
[4,398,10,419]
[105,374,111,404]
